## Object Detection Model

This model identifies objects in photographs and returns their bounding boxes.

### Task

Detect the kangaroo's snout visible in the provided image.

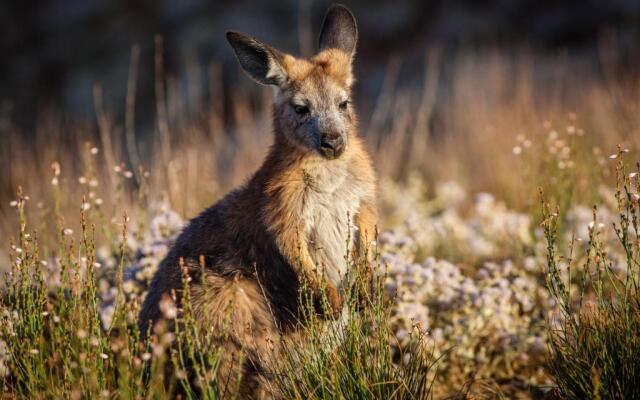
[319,131,345,159]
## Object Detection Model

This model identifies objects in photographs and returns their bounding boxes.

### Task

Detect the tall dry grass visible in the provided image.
[1,44,639,262]
[2,40,640,398]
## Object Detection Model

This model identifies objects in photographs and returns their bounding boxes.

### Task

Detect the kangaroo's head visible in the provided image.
[227,4,357,160]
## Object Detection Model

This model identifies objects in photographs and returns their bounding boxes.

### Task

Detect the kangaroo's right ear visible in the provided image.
[226,31,288,87]
[318,4,358,56]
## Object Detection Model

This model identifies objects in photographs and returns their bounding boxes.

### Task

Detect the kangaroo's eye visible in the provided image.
[293,104,309,116]
[338,100,349,111]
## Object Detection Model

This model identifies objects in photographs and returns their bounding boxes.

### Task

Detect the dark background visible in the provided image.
[1,0,639,131]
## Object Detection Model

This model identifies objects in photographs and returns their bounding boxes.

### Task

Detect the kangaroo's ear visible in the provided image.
[318,4,358,56]
[226,31,288,87]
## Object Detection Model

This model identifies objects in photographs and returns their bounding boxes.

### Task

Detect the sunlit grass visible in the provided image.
[541,148,640,399]
[1,47,640,398]
[0,183,438,398]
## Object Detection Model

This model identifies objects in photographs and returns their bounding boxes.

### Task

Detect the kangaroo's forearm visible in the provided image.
[356,199,377,258]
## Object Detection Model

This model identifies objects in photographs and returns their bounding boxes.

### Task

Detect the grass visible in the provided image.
[1,43,640,398]
[0,182,438,398]
[541,147,640,399]
[273,254,438,399]
[2,48,639,244]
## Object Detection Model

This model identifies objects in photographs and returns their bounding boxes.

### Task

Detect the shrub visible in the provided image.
[541,147,640,399]
[0,189,224,399]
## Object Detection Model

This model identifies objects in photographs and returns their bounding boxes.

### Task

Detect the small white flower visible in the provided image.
[159,296,178,319]
[629,172,638,179]
[609,154,618,159]
[51,162,61,176]
[100,353,109,360]
[141,352,152,361]
[9,200,17,207]
[124,171,133,179]
[30,349,39,355]
[512,146,522,155]
[63,228,73,236]
[78,176,87,184]
[90,147,99,155]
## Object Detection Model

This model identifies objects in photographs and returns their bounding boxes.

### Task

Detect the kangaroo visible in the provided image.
[139,4,376,398]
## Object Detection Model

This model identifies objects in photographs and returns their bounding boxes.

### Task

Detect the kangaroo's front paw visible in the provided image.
[325,284,343,317]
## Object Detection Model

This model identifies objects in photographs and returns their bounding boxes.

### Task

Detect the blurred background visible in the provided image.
[2,0,639,129]
[1,0,640,232]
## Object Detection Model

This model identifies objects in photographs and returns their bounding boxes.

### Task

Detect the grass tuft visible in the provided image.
[541,146,640,399]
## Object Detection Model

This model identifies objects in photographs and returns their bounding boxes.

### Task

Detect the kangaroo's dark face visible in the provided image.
[226,5,357,160]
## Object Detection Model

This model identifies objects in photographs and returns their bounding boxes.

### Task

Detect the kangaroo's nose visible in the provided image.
[319,132,345,159]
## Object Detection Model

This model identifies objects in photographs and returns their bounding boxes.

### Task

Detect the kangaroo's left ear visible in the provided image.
[318,4,358,56]
[226,31,288,87]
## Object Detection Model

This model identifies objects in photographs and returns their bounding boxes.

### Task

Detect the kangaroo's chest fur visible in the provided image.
[299,157,365,289]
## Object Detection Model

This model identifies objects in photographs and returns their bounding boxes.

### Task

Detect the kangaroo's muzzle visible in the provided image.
[319,132,345,159]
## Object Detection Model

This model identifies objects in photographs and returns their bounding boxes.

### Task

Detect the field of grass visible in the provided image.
[1,47,640,399]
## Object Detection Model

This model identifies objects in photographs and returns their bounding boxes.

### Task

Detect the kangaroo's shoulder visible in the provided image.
[170,187,256,257]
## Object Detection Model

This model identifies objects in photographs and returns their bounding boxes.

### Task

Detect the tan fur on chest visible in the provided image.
[262,139,375,292]
[299,158,365,288]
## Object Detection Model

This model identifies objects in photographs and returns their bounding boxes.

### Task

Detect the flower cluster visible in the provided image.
[97,201,183,328]
[380,177,532,263]
[378,179,550,393]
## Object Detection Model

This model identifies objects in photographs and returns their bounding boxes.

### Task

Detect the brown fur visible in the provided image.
[139,5,376,398]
